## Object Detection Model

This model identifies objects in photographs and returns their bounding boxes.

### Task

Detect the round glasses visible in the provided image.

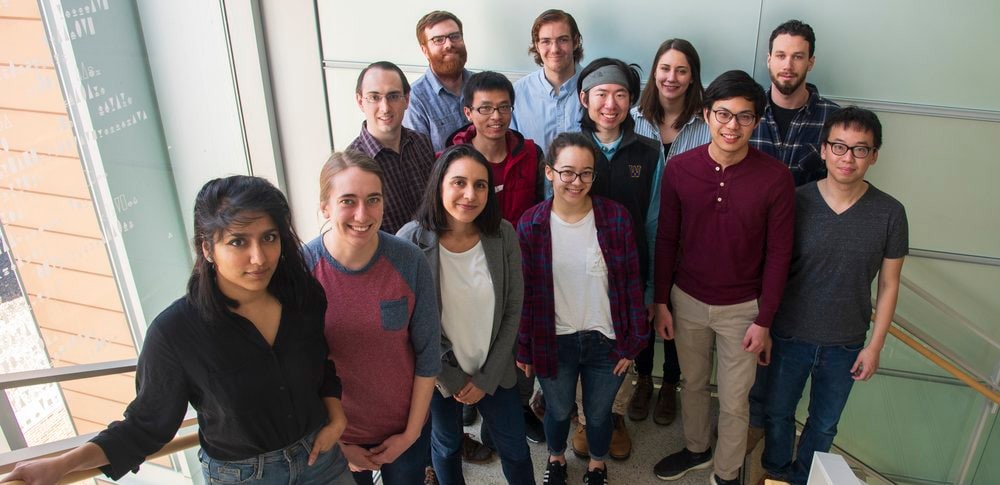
[712,109,757,126]
[550,168,595,184]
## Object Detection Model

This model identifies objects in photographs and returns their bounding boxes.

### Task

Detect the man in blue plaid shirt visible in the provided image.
[747,18,840,455]
[750,19,839,187]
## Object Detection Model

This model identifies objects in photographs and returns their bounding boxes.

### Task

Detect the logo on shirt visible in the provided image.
[628,164,642,178]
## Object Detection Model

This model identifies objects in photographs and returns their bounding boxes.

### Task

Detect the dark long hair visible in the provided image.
[636,39,704,131]
[187,175,323,321]
[415,144,501,235]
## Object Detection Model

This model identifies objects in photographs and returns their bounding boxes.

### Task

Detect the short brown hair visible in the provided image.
[528,9,583,67]
[415,10,463,45]
[319,150,384,204]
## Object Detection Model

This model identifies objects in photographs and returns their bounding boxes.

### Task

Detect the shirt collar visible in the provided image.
[591,131,623,157]
[426,67,469,96]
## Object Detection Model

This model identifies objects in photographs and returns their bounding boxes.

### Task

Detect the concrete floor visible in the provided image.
[459,384,725,485]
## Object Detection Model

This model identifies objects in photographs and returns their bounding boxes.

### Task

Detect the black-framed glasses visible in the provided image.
[712,109,757,126]
[825,141,875,159]
[362,93,406,105]
[472,104,513,115]
[428,32,463,46]
[551,167,595,184]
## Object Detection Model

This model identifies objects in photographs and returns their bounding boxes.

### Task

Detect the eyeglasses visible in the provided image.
[537,36,574,48]
[428,32,463,46]
[712,109,757,126]
[825,141,875,159]
[550,167,595,184]
[362,93,406,105]
[472,104,513,115]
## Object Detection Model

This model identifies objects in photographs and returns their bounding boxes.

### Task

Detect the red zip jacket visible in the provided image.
[444,124,544,224]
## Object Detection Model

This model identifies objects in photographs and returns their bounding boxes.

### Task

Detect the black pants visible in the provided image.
[635,333,681,382]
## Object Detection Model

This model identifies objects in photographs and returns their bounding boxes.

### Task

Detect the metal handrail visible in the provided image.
[0,359,137,390]
[909,248,1000,267]
[888,324,1000,406]
[899,275,1000,351]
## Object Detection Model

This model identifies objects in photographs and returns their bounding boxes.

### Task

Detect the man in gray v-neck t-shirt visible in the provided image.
[762,107,908,485]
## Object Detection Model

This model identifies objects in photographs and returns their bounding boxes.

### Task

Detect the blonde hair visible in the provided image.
[318,150,384,203]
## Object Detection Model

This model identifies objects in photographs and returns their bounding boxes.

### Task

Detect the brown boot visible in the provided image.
[572,423,589,459]
[608,413,631,460]
[746,425,765,455]
[628,374,654,421]
[653,382,678,426]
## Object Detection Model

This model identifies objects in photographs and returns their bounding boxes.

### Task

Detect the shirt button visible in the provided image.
[287,415,293,419]
[719,182,725,187]
[715,166,721,171]
[717,197,723,202]
[279,386,286,391]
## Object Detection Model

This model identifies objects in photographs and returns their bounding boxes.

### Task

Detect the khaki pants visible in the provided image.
[672,285,758,481]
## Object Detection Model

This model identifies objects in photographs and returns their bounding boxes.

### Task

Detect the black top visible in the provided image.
[770,101,797,142]
[90,296,341,480]
[586,117,662,278]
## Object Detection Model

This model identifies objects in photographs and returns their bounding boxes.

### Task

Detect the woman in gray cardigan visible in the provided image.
[397,144,534,485]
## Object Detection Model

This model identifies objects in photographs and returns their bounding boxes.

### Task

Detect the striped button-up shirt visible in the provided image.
[629,107,711,162]
[347,124,435,234]
[750,84,839,186]
[516,196,649,378]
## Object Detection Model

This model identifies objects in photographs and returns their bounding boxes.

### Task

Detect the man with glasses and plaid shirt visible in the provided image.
[347,61,435,235]
[405,10,472,152]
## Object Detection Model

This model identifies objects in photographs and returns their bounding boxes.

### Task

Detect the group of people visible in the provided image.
[2,8,907,485]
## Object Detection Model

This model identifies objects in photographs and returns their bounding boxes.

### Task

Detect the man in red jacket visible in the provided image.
[444,71,544,225]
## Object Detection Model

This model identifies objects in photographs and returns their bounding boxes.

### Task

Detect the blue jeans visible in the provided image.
[762,334,862,485]
[430,385,535,485]
[537,331,625,461]
[351,420,432,485]
[199,428,353,484]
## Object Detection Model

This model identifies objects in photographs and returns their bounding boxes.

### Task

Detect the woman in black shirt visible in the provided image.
[2,176,353,485]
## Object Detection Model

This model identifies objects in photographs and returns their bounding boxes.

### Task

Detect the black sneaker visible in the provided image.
[653,447,712,480]
[543,460,568,485]
[710,473,740,485]
[583,466,608,484]
[523,406,546,443]
[462,404,478,426]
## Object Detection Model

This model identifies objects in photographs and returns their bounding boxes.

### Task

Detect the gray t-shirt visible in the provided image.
[772,182,908,345]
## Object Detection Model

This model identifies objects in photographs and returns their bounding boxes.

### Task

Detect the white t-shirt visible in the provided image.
[550,210,615,339]
[439,241,495,376]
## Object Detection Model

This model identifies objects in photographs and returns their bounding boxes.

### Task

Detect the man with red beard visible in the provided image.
[747,19,839,456]
[405,10,472,152]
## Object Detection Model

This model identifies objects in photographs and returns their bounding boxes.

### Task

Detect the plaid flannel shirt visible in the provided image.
[515,196,649,379]
[750,84,840,186]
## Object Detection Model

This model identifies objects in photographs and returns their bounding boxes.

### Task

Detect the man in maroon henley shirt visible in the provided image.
[650,70,795,485]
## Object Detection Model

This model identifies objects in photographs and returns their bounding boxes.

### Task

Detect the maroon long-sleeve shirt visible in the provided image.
[654,144,795,327]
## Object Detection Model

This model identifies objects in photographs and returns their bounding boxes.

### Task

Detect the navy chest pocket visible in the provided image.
[380,297,410,331]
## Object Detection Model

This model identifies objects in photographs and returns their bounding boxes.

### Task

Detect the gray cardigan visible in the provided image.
[396,219,524,397]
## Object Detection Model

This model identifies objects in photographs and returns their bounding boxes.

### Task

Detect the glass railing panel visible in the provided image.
[970,413,1000,485]
[798,337,989,484]
[895,258,1000,383]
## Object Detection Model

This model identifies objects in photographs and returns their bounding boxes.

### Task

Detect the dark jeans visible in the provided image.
[198,428,353,484]
[351,420,432,485]
[537,331,625,461]
[634,333,681,382]
[430,386,535,485]
[749,363,769,428]
[762,334,862,485]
